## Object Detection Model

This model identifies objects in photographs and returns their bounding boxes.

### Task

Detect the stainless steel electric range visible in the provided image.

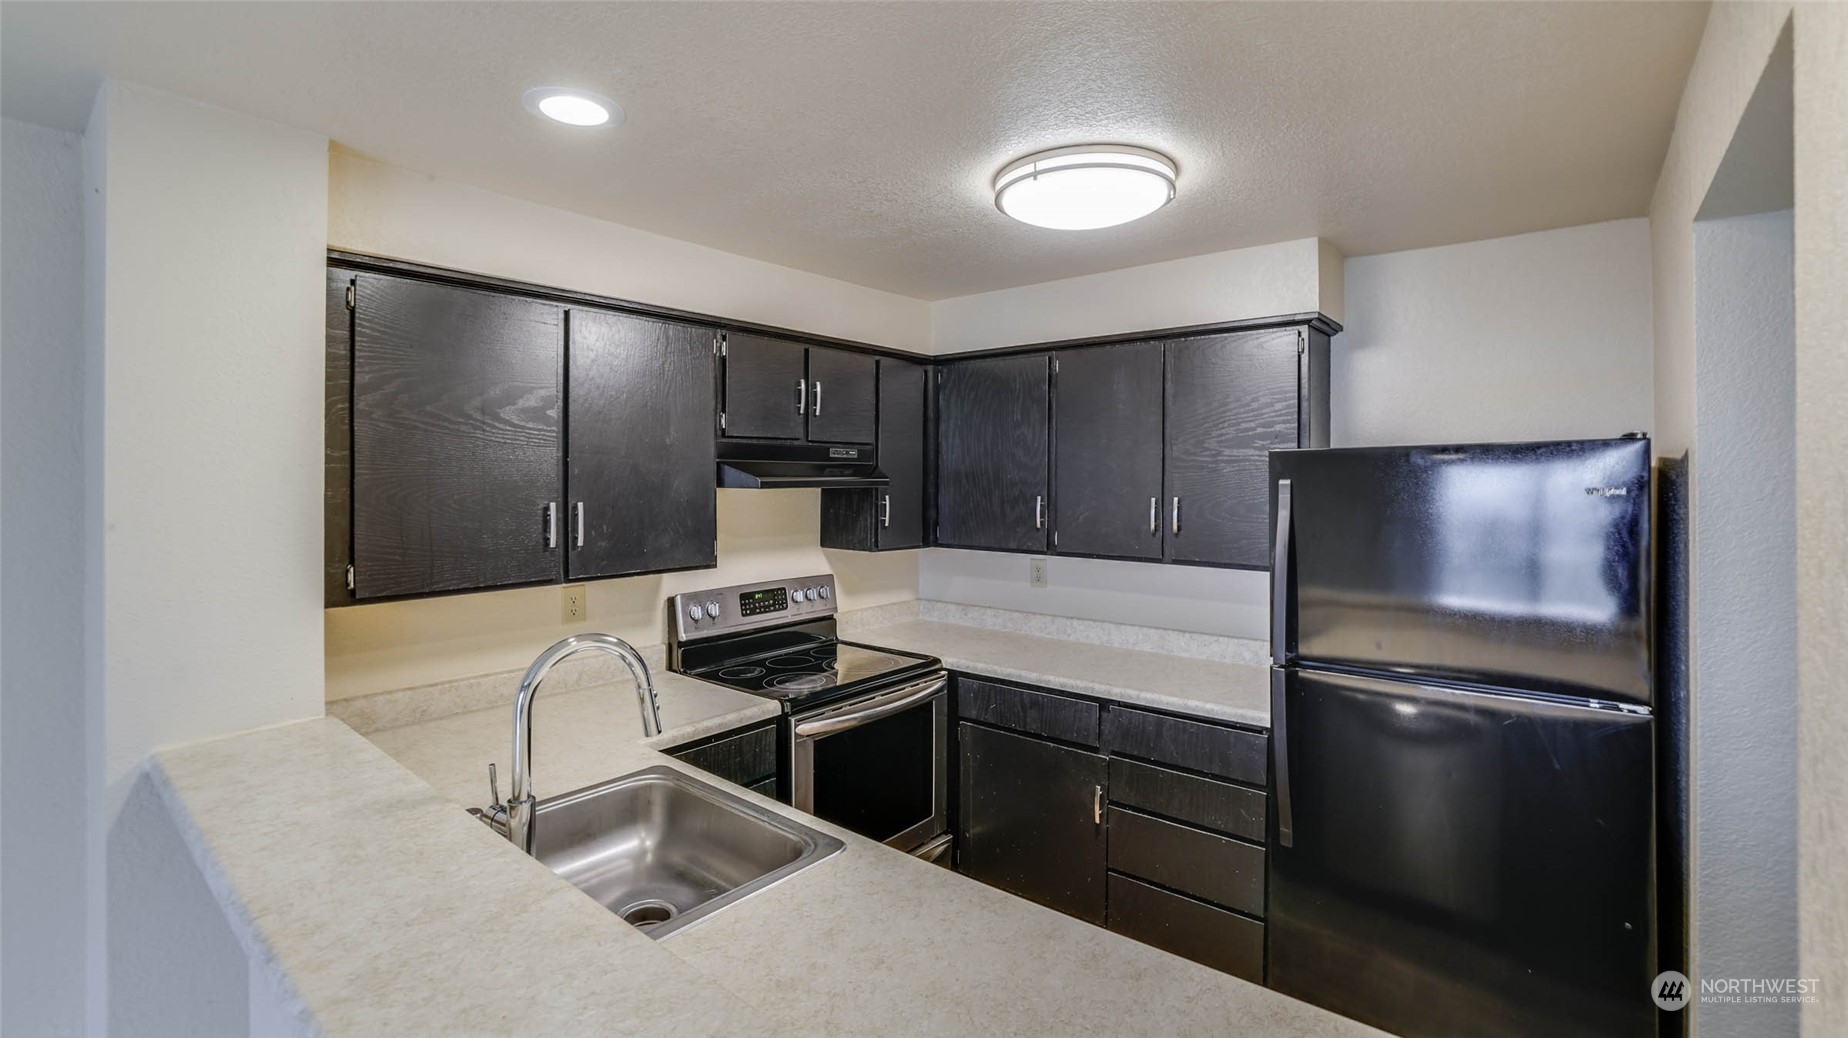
[668,574,950,860]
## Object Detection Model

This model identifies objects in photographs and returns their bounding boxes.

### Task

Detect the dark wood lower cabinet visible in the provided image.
[958,722,1106,923]
[1107,874,1266,983]
[949,673,1274,984]
[667,723,780,795]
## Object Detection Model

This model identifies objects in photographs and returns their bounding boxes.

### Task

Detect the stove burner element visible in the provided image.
[770,673,836,692]
[718,665,766,680]
[767,654,818,670]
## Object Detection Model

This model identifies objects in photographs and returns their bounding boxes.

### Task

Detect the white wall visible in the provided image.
[323,153,930,699]
[1652,3,1794,460]
[84,81,330,1033]
[2,116,89,1038]
[1790,8,1848,1037]
[1691,208,1797,1036]
[929,236,1336,354]
[1335,219,1654,446]
[329,149,931,352]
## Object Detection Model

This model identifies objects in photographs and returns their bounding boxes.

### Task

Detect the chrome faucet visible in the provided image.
[476,633,661,853]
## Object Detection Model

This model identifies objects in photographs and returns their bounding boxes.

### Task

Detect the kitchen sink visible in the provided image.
[527,764,843,939]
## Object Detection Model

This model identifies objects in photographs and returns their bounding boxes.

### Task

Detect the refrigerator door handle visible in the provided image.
[1272,667,1294,848]
[1271,478,1292,666]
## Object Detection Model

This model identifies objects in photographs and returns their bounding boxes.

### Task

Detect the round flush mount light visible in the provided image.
[993,144,1177,230]
[523,87,624,128]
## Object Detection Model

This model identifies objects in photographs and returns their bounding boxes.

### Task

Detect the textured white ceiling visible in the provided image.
[1,1,1709,299]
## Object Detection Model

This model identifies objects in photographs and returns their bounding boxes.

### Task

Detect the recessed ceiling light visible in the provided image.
[523,87,623,128]
[993,145,1177,230]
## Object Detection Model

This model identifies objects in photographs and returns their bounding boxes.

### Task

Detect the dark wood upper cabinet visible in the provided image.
[936,354,1050,552]
[820,356,927,551]
[1053,342,1165,560]
[349,274,563,599]
[721,331,807,440]
[566,309,717,580]
[958,722,1107,924]
[721,336,877,445]
[806,346,877,445]
[1164,328,1304,568]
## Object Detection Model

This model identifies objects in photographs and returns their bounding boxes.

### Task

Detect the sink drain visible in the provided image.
[618,899,678,930]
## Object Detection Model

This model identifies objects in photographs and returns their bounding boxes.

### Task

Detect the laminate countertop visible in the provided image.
[153,676,1380,1038]
[842,609,1273,729]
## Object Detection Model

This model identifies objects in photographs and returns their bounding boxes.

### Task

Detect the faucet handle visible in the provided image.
[488,762,503,810]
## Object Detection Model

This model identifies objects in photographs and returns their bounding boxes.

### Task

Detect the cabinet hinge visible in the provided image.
[1297,328,1306,355]
[345,564,355,591]
[1053,530,1059,548]
[719,411,727,432]
[717,331,727,357]
[1051,356,1059,374]
[344,282,355,311]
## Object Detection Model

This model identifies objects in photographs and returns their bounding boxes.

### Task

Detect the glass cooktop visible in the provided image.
[692,641,935,702]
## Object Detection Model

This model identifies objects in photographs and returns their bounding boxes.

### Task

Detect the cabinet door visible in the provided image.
[876,358,927,548]
[936,355,1050,552]
[350,274,562,598]
[806,346,877,444]
[958,723,1106,923]
[566,309,716,579]
[1053,342,1164,559]
[721,331,806,440]
[1164,328,1301,567]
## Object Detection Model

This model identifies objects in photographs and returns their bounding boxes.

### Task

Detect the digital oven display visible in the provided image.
[739,587,788,618]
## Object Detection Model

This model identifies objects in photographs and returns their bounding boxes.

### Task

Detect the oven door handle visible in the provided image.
[794,675,948,738]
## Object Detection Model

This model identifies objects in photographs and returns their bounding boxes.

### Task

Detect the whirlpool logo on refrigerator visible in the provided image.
[1584,486,1630,497]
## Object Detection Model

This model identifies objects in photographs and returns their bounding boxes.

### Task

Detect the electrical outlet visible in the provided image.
[561,584,587,624]
[1029,558,1048,588]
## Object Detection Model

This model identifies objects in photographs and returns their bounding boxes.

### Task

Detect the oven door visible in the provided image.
[790,672,949,853]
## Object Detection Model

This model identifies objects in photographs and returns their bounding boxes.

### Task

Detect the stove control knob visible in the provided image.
[805,586,819,601]
[817,586,831,600]
[791,588,806,603]
[688,603,705,622]
[706,600,721,618]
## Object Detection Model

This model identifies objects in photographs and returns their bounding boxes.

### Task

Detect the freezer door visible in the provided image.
[1270,437,1652,705]
[1268,667,1656,1038]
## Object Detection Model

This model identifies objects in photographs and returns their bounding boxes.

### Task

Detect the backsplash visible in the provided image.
[842,600,1268,665]
[325,489,919,702]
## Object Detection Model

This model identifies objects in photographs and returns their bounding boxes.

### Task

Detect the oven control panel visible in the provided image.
[672,573,836,642]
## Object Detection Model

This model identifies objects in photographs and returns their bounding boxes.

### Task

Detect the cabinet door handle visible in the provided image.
[1093,785,1103,825]
[1171,496,1181,535]
[1149,496,1158,534]
[812,380,822,416]
[881,494,892,528]
[573,502,585,548]
[797,378,807,414]
[545,502,557,549]
[1034,495,1046,530]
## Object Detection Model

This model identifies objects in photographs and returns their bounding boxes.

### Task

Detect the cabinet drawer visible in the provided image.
[1101,707,1266,784]
[1109,756,1266,842]
[668,724,778,787]
[957,676,1099,747]
[1108,873,1264,983]
[1107,807,1264,916]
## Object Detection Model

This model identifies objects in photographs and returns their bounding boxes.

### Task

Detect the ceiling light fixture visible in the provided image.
[523,87,623,128]
[993,145,1177,230]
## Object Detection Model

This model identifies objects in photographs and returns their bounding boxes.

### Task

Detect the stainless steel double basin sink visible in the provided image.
[523,765,842,940]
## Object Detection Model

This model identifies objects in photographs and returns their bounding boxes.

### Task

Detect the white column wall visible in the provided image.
[82,81,329,1034]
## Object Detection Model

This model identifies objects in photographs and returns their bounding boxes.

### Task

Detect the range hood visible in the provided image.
[716,441,888,489]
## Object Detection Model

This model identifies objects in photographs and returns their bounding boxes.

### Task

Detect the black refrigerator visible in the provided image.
[1267,438,1656,1038]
